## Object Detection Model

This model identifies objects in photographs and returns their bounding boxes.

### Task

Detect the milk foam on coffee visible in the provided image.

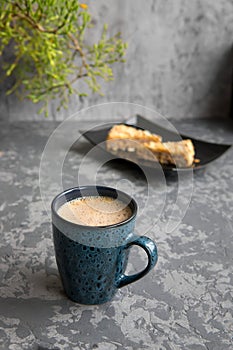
[57,196,132,226]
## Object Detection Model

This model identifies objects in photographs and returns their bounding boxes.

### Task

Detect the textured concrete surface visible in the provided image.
[0,117,233,349]
[0,0,232,121]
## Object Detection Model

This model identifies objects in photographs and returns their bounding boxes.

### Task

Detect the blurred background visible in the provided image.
[0,0,232,121]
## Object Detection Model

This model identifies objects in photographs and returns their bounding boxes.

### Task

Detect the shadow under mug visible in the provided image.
[51,185,158,304]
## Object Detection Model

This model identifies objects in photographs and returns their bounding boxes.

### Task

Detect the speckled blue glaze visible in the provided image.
[51,186,158,304]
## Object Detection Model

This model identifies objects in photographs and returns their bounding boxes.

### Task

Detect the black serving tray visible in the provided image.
[81,115,232,173]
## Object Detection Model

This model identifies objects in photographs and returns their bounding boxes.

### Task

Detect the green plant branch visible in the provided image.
[12,2,66,34]
[0,1,128,116]
[68,32,88,70]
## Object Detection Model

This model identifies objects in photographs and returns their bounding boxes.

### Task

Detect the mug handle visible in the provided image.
[116,236,158,288]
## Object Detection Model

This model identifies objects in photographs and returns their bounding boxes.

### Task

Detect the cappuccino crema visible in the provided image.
[57,196,132,226]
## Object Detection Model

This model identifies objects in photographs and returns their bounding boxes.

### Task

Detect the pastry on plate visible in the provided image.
[106,123,162,157]
[107,124,162,143]
[144,139,195,168]
[106,124,195,168]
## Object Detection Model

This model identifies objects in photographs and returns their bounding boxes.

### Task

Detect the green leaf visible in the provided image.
[6,63,17,76]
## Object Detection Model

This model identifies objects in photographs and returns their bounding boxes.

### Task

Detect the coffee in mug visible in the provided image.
[57,196,132,226]
[51,186,158,304]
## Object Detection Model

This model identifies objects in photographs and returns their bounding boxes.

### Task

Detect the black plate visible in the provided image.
[80,115,232,172]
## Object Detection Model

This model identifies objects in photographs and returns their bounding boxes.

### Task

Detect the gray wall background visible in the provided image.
[0,0,232,121]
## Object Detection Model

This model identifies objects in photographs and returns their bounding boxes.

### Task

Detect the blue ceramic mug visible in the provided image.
[51,186,158,304]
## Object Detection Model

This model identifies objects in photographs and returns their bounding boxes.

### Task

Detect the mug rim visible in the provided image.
[51,185,137,229]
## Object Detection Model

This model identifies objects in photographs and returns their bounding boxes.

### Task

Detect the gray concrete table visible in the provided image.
[0,118,233,350]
